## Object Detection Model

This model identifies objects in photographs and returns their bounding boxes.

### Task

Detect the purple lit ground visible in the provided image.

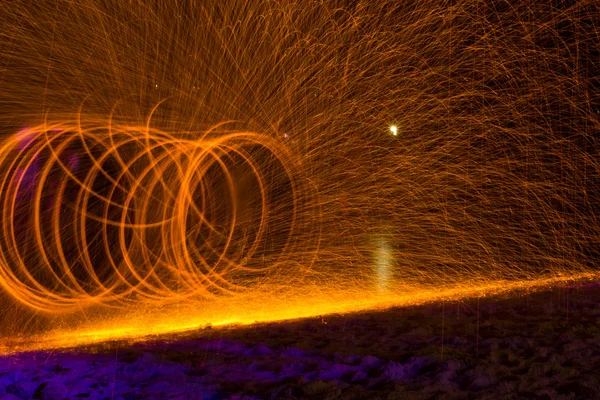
[1,285,599,400]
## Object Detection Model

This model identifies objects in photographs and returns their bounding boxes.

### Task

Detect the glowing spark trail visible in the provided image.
[0,0,598,350]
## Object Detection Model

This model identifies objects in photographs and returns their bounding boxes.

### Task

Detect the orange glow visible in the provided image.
[0,121,317,312]
[0,0,599,350]
[2,273,597,355]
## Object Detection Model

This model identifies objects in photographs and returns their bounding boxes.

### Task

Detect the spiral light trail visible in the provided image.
[0,0,598,351]
[0,121,316,313]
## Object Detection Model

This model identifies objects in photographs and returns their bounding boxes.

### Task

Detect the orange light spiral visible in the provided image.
[0,120,316,312]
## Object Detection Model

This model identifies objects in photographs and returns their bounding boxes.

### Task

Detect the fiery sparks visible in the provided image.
[0,0,598,351]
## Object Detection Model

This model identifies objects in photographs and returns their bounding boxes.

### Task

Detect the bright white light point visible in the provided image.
[390,125,398,136]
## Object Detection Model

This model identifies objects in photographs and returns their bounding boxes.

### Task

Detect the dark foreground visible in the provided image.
[1,284,599,400]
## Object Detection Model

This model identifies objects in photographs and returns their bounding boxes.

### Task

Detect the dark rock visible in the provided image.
[33,382,68,400]
[303,380,331,396]
[556,380,597,397]
[6,382,38,399]
[0,395,23,400]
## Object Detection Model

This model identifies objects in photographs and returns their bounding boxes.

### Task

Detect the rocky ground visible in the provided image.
[1,284,600,399]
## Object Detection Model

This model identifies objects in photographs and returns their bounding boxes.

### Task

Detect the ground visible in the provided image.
[1,284,599,399]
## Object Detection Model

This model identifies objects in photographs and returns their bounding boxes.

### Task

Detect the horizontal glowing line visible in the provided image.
[2,272,596,355]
